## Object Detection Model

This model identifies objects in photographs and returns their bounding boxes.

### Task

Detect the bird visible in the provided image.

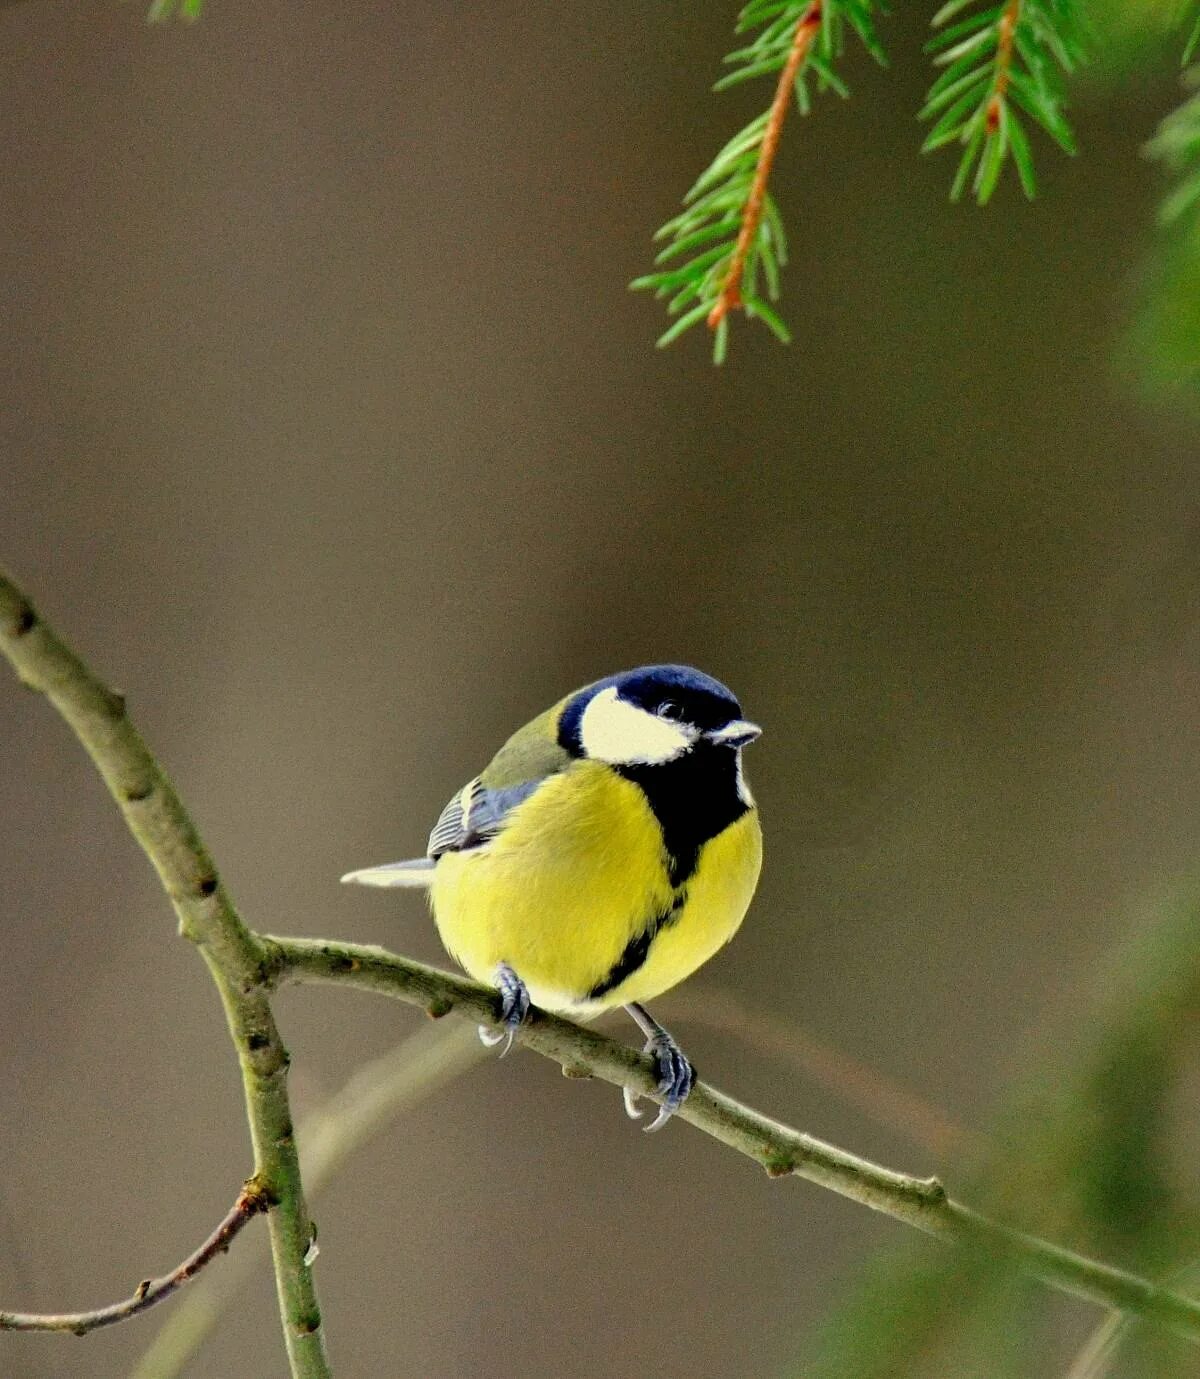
[341,664,762,1131]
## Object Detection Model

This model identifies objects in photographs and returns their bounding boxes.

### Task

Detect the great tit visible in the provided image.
[342,664,762,1131]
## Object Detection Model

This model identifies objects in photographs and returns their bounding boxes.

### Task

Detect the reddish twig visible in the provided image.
[707,0,822,329]
[986,0,1021,133]
[0,1177,272,1337]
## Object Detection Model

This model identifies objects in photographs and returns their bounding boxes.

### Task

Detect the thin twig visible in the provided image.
[986,0,1021,132]
[0,568,331,1379]
[264,934,1200,1344]
[707,0,822,329]
[0,1178,271,1336]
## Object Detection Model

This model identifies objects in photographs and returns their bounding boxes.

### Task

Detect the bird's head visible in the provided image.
[558,664,761,767]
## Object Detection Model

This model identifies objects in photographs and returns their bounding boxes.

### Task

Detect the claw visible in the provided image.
[644,1104,674,1135]
[622,1003,695,1133]
[478,962,530,1057]
[642,1032,694,1133]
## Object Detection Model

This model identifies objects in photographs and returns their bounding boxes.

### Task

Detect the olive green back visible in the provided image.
[479,698,572,789]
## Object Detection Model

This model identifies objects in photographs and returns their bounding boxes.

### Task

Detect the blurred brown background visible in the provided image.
[3,2,1200,1376]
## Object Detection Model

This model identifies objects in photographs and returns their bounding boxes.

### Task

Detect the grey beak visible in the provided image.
[706,719,762,748]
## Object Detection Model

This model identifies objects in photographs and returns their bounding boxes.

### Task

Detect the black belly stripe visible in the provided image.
[619,743,747,890]
[587,745,749,1001]
[587,892,687,1001]
[667,844,698,890]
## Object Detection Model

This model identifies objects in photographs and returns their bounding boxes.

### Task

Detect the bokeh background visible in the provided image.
[3,3,1200,1376]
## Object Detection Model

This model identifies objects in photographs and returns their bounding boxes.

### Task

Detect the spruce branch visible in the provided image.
[632,0,886,362]
[264,934,1200,1342]
[704,2,821,338]
[802,875,1200,1378]
[919,0,1085,203]
[1131,63,1200,389]
[0,568,331,1379]
[0,1178,271,1336]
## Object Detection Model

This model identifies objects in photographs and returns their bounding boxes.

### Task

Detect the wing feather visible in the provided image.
[426,776,545,857]
[347,700,574,881]
[423,700,574,857]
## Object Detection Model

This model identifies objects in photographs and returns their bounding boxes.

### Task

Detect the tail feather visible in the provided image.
[340,857,435,889]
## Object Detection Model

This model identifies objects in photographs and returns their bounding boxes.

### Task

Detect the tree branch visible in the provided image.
[985,0,1021,134]
[0,568,331,1379]
[0,1178,271,1336]
[707,0,821,330]
[137,991,972,1379]
[265,934,1200,1344]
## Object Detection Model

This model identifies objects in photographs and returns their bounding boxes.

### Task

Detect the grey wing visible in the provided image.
[343,768,548,890]
[426,777,543,858]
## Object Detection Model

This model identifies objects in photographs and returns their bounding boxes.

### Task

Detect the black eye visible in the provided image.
[656,699,683,720]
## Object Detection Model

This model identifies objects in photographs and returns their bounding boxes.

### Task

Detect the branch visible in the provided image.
[264,934,1200,1343]
[705,1,822,333]
[986,0,1021,134]
[1132,67,1200,391]
[631,0,885,360]
[1146,65,1200,229]
[0,568,331,1379]
[919,0,1084,203]
[0,1178,271,1336]
[138,994,971,1379]
[1064,1260,1200,1379]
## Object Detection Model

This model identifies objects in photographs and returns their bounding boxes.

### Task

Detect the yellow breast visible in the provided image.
[429,760,762,1012]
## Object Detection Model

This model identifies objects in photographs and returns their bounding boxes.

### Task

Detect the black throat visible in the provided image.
[618,744,749,889]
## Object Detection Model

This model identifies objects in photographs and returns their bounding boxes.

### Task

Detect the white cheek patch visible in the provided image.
[579,686,693,765]
[735,751,755,806]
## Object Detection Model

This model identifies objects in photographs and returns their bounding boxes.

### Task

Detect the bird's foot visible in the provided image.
[622,1007,694,1134]
[478,962,530,1057]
